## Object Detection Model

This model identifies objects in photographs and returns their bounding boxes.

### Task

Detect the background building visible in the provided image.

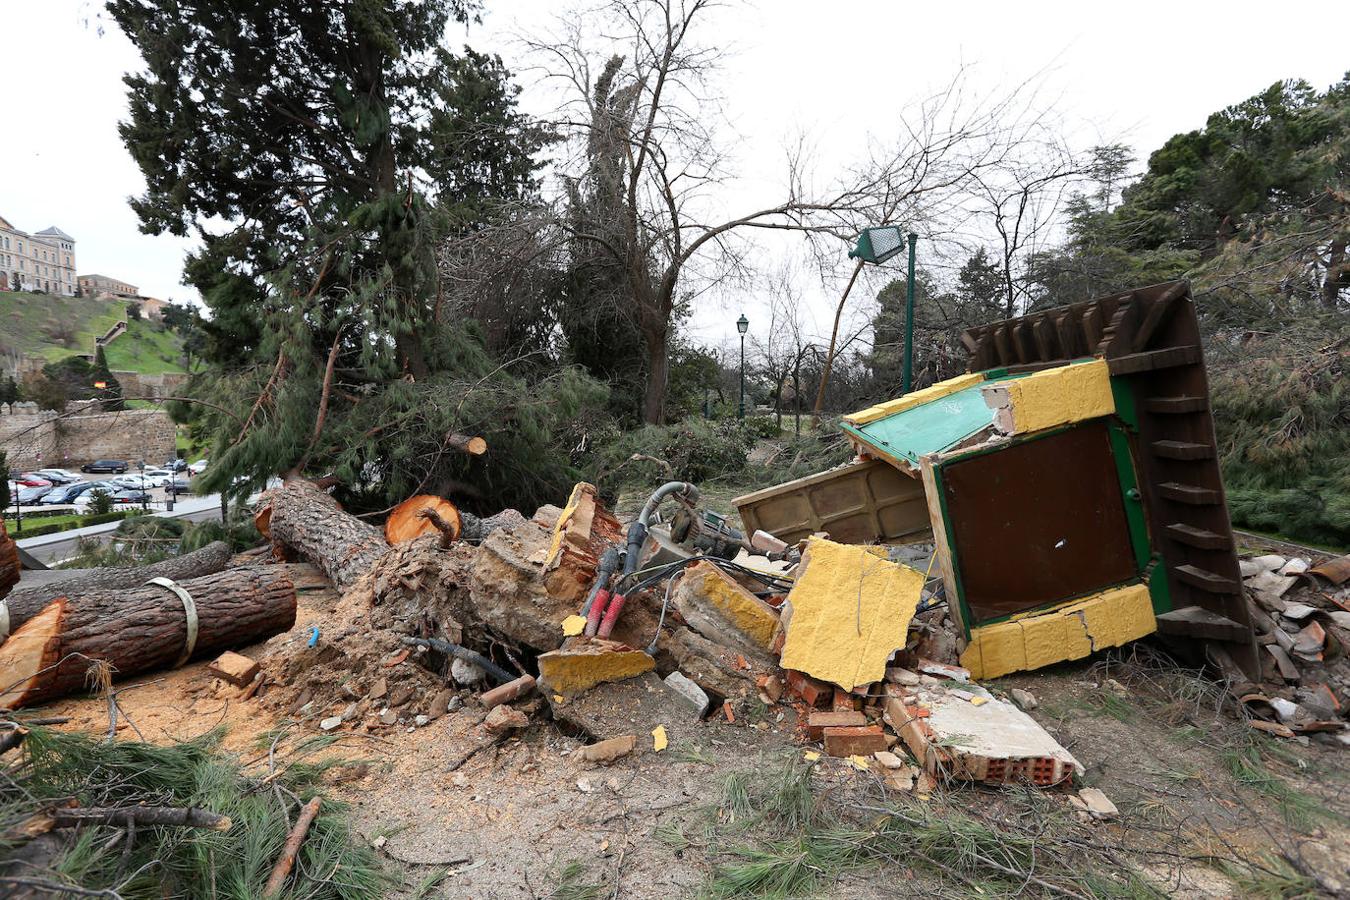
[0,214,77,295]
[78,273,139,298]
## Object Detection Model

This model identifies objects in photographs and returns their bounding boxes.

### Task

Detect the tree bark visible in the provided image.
[0,565,297,709]
[266,480,388,591]
[0,520,18,603]
[445,433,488,456]
[1,542,233,638]
[640,319,670,425]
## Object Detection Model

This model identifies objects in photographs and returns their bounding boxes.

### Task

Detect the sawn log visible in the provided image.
[265,480,388,591]
[0,565,297,709]
[0,541,233,641]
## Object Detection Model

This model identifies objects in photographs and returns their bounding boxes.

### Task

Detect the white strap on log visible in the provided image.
[145,576,199,667]
[0,600,8,642]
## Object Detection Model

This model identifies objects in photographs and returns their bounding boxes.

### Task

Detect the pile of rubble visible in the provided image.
[1233,552,1350,739]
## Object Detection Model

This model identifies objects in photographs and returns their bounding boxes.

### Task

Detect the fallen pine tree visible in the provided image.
[0,540,233,641]
[0,565,298,709]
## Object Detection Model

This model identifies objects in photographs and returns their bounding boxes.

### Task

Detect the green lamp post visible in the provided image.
[849,225,919,393]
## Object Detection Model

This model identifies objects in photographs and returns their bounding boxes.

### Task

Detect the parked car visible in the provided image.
[163,459,188,473]
[40,483,88,505]
[111,471,171,491]
[187,459,209,474]
[35,468,82,484]
[108,489,150,505]
[168,474,193,492]
[81,460,129,474]
[14,472,53,487]
[70,483,119,508]
[16,486,52,504]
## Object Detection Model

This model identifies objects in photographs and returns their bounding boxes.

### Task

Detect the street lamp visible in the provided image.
[848,226,920,393]
[736,314,749,419]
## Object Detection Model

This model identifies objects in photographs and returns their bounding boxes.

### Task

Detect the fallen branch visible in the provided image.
[49,805,233,832]
[263,796,322,897]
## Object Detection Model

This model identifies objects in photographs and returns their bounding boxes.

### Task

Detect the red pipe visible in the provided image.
[596,593,627,639]
[584,589,611,637]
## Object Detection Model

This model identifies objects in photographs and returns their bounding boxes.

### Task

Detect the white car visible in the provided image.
[187,459,209,474]
[111,471,172,490]
[35,468,82,484]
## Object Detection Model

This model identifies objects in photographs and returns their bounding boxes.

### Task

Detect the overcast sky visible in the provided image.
[1,0,1343,350]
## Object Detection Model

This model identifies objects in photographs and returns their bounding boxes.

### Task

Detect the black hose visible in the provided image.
[400,636,515,686]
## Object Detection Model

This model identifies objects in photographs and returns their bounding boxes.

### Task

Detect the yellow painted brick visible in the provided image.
[537,638,654,697]
[779,537,924,687]
[682,561,780,651]
[992,360,1114,435]
[843,373,985,426]
[962,620,1026,679]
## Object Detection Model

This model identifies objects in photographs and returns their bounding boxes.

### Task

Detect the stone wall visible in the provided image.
[0,404,176,469]
[113,371,189,401]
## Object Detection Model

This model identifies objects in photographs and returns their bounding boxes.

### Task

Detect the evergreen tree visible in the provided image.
[92,346,125,411]
[111,1,598,512]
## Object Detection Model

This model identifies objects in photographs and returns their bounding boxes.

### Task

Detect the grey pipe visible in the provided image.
[639,481,698,527]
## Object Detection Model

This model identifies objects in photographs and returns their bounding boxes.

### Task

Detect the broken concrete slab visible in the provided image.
[1247,570,1298,597]
[536,637,654,697]
[667,626,762,699]
[663,671,711,717]
[1071,787,1119,820]
[894,688,1082,786]
[544,671,683,748]
[670,560,780,658]
[779,537,924,689]
[1279,558,1310,577]
[1248,554,1287,572]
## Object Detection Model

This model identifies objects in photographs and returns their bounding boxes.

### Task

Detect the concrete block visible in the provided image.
[663,671,711,717]
[671,560,780,655]
[536,637,654,697]
[206,651,260,688]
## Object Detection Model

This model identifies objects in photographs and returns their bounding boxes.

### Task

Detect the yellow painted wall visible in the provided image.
[987,360,1114,435]
[779,537,924,688]
[843,372,985,426]
[959,582,1155,679]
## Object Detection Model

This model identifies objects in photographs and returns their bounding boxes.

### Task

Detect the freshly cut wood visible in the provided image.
[1,541,233,640]
[0,600,65,708]
[0,565,297,709]
[266,479,388,591]
[254,503,273,539]
[0,519,19,601]
[385,495,462,545]
[445,432,488,456]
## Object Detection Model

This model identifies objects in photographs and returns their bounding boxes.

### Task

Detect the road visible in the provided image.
[16,494,228,565]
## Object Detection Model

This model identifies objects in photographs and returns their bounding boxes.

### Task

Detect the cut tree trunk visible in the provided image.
[0,520,18,602]
[266,479,387,591]
[1,541,233,640]
[0,565,297,709]
[445,433,488,456]
[386,495,461,545]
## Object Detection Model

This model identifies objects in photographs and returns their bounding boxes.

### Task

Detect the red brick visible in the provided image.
[823,725,889,757]
[805,710,866,741]
[785,669,830,707]
[832,687,862,712]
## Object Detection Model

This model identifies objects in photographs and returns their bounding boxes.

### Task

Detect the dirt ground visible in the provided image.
[25,527,1350,899]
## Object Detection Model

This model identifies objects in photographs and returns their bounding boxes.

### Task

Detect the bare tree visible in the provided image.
[748,265,818,433]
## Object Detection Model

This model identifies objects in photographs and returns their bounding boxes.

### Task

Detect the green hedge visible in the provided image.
[82,511,134,527]
[12,522,64,537]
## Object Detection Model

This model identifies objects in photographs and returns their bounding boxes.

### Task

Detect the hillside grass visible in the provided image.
[0,290,124,362]
[104,315,188,374]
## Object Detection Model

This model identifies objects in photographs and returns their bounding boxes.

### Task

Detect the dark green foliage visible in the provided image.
[0,450,8,510]
[1210,319,1350,544]
[34,352,124,412]
[79,510,133,527]
[595,419,756,493]
[0,376,18,411]
[86,488,114,516]
[111,0,597,513]
[1,727,386,899]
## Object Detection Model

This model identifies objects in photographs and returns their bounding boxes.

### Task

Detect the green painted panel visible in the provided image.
[842,383,996,467]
